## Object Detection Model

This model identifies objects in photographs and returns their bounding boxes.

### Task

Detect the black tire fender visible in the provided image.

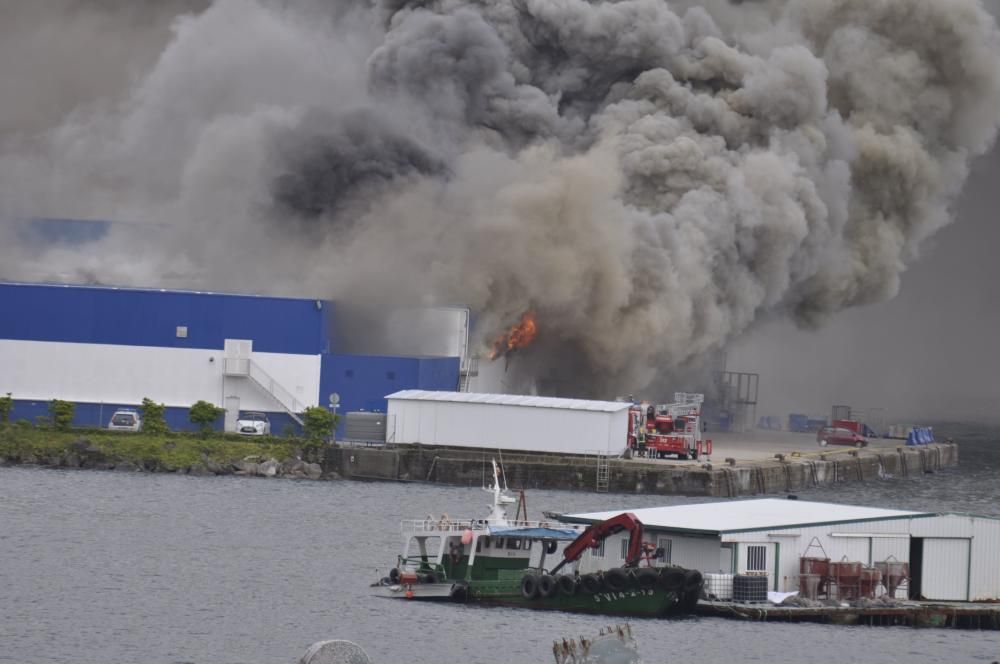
[537,574,557,598]
[603,568,629,592]
[580,573,602,594]
[635,567,659,590]
[389,568,400,584]
[660,567,685,592]
[521,574,540,600]
[450,582,469,603]
[544,540,558,555]
[556,574,578,596]
[683,569,703,593]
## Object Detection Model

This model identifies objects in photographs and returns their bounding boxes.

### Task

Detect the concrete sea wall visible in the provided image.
[326,443,959,497]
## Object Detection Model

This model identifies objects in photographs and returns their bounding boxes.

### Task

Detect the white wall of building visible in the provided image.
[722,518,915,594]
[573,531,722,574]
[714,514,1000,600]
[386,399,629,455]
[0,338,320,412]
[911,514,1000,602]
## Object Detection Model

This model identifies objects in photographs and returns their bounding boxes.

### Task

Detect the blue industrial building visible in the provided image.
[0,281,459,436]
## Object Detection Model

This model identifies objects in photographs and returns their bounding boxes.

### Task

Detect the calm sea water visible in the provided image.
[2,425,999,664]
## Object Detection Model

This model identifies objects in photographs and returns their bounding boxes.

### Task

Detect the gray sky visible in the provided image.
[728,145,1000,423]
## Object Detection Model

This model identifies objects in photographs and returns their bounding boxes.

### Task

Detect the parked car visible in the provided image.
[816,426,868,447]
[237,411,271,436]
[108,409,141,432]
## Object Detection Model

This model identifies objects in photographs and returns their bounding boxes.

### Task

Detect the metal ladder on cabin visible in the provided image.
[595,453,610,493]
[458,355,479,392]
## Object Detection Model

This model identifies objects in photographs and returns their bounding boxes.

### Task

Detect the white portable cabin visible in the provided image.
[384,390,631,455]
[560,498,1000,602]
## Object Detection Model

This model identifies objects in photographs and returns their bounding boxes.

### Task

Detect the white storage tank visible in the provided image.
[702,573,734,600]
[385,390,631,455]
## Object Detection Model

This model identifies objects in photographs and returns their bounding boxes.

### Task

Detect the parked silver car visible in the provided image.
[108,409,141,432]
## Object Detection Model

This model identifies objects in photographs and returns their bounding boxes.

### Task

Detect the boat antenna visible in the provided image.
[497,449,508,491]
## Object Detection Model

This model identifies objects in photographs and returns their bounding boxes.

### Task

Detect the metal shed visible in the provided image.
[560,498,1000,602]
[384,390,631,455]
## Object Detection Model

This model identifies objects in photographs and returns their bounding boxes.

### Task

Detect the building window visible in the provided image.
[657,537,673,565]
[620,538,631,560]
[386,371,396,380]
[747,545,767,572]
[345,370,354,378]
[176,326,188,338]
[591,540,605,558]
[507,538,522,550]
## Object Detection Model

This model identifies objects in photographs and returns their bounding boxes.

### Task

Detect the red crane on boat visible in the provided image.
[549,512,645,575]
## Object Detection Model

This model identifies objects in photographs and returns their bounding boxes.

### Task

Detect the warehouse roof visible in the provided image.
[560,498,932,535]
[385,390,631,413]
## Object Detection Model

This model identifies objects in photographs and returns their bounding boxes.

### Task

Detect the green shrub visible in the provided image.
[0,392,12,424]
[140,398,168,434]
[302,406,337,441]
[189,400,224,435]
[48,400,75,430]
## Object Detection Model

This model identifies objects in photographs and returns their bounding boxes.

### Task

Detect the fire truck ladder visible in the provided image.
[595,452,610,493]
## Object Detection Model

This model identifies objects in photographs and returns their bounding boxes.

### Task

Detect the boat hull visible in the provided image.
[373,579,692,617]
[471,586,683,617]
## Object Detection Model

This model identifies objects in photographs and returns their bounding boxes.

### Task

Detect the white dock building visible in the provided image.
[560,498,1000,602]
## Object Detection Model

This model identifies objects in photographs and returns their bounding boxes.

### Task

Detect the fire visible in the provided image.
[489,311,538,360]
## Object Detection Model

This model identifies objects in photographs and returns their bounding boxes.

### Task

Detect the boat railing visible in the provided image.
[396,556,447,574]
[400,518,561,534]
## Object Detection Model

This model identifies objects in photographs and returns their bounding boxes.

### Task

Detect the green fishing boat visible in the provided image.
[372,461,702,616]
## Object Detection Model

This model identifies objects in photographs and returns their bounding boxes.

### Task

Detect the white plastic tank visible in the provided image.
[702,573,734,600]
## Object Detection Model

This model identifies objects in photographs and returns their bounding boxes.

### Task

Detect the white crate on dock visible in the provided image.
[703,573,734,600]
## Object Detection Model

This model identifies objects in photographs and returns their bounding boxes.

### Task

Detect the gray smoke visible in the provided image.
[1,0,999,398]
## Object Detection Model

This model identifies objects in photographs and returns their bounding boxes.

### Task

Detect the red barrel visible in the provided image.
[859,567,882,598]
[800,557,830,577]
[800,557,830,596]
[885,561,910,597]
[799,573,821,600]
[830,561,862,600]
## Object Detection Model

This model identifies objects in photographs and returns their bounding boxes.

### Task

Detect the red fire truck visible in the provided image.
[627,392,711,460]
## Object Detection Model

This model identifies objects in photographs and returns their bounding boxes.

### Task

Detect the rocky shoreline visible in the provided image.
[0,431,334,480]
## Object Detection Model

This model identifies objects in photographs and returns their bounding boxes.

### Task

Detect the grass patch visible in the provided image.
[0,423,313,472]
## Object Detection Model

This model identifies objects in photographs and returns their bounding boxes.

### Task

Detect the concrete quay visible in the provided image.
[326,434,958,497]
[696,599,1000,629]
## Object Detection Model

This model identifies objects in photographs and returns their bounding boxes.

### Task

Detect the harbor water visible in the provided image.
[2,424,999,664]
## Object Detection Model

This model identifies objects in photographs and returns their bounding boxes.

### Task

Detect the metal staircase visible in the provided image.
[595,452,610,493]
[224,355,304,426]
[458,355,480,392]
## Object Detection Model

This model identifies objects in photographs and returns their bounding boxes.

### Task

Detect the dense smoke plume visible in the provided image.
[1,0,999,398]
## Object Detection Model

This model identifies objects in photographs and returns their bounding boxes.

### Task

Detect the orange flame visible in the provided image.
[489,311,538,360]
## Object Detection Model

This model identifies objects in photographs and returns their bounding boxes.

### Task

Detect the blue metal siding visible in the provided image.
[417,357,461,390]
[9,399,302,435]
[0,282,332,355]
[319,353,459,435]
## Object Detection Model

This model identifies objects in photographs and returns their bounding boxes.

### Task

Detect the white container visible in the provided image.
[385,390,631,455]
[703,573,734,600]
